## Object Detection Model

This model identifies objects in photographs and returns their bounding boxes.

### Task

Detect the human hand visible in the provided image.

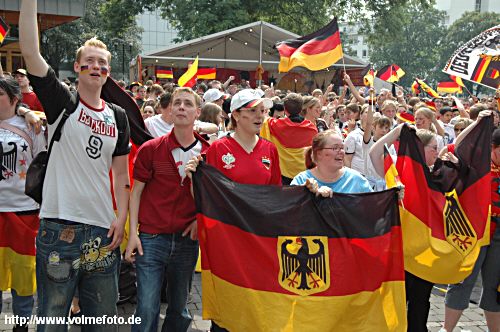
[106,218,126,250]
[23,109,42,134]
[185,155,203,179]
[182,220,198,241]
[124,233,143,263]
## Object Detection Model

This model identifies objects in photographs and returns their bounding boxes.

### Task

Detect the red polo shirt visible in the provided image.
[22,91,44,113]
[133,129,209,234]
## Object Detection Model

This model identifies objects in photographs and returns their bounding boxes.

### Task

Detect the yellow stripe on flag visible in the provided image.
[400,207,489,284]
[202,272,407,331]
[178,56,199,87]
[0,247,36,296]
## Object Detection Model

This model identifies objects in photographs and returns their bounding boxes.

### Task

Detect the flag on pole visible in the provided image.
[437,80,462,94]
[396,118,492,284]
[376,64,405,83]
[193,163,406,331]
[362,65,375,87]
[276,18,343,72]
[384,145,402,189]
[155,66,173,79]
[178,56,199,88]
[0,16,9,45]
[197,67,216,80]
[415,78,440,98]
[443,24,500,90]
[450,75,465,87]
[411,80,420,95]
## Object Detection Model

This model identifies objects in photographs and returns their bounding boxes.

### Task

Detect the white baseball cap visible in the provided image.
[203,88,224,103]
[230,89,273,112]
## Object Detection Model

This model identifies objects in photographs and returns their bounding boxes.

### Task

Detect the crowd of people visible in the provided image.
[0,1,499,332]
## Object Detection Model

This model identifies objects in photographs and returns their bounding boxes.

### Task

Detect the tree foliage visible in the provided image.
[103,0,432,42]
[365,0,446,87]
[40,0,142,79]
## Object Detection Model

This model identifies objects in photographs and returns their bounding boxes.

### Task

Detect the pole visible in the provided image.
[122,43,125,81]
[258,22,263,86]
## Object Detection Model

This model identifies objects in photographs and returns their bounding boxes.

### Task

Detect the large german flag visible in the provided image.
[471,55,500,89]
[260,117,317,179]
[0,16,9,45]
[197,67,216,80]
[276,18,343,72]
[193,163,406,331]
[376,64,405,83]
[437,80,462,94]
[0,213,38,296]
[396,117,492,284]
[156,66,173,79]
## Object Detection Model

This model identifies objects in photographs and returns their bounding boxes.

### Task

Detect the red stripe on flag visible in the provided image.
[472,58,487,82]
[199,214,404,296]
[277,31,342,57]
[0,212,38,256]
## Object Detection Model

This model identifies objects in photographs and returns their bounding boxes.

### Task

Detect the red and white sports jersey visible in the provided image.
[206,135,281,185]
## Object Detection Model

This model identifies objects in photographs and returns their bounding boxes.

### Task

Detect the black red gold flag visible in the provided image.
[0,16,9,45]
[362,65,375,87]
[197,67,216,80]
[384,145,402,189]
[396,117,492,284]
[193,163,406,331]
[260,117,317,179]
[376,64,405,83]
[411,80,420,95]
[450,75,465,87]
[415,78,440,98]
[276,18,343,72]
[437,80,462,94]
[178,56,198,88]
[156,66,173,79]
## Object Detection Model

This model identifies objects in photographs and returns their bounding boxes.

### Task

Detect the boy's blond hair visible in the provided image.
[75,37,111,63]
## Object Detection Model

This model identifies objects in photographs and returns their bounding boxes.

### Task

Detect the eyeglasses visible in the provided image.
[454,127,464,133]
[319,145,344,152]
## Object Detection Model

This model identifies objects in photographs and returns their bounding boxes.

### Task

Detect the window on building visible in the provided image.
[362,50,367,58]
[475,0,481,11]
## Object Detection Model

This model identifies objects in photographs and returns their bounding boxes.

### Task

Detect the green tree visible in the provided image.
[103,0,432,41]
[365,0,446,87]
[40,0,142,80]
[437,11,500,94]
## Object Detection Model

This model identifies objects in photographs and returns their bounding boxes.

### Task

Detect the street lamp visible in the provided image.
[113,39,133,82]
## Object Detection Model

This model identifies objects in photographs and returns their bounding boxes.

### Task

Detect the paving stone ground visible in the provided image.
[0,273,488,331]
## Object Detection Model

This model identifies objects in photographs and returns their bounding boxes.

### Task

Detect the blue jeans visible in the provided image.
[133,232,199,332]
[0,289,34,318]
[36,219,121,332]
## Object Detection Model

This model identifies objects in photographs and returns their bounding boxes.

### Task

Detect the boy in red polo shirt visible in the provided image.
[126,87,209,332]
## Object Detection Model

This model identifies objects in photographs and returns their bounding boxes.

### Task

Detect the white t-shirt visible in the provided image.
[439,121,456,144]
[171,140,202,181]
[344,127,365,174]
[145,114,174,138]
[0,115,46,212]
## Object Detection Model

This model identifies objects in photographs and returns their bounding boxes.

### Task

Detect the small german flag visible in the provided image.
[0,16,10,45]
[450,75,465,87]
[362,65,375,87]
[156,66,173,79]
[276,18,343,72]
[193,163,406,331]
[396,117,492,284]
[415,78,440,98]
[437,80,462,94]
[376,64,405,83]
[260,117,317,179]
[197,67,216,80]
[178,56,198,88]
[384,145,402,189]
[425,100,437,111]
[411,80,420,95]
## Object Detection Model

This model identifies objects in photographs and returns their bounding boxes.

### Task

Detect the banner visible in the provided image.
[443,24,500,90]
[194,163,406,331]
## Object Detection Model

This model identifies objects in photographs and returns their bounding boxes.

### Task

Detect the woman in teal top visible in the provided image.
[291,130,372,194]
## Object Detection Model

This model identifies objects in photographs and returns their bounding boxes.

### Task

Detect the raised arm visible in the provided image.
[454,111,491,147]
[369,123,404,178]
[344,73,365,104]
[451,96,469,119]
[19,0,49,77]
